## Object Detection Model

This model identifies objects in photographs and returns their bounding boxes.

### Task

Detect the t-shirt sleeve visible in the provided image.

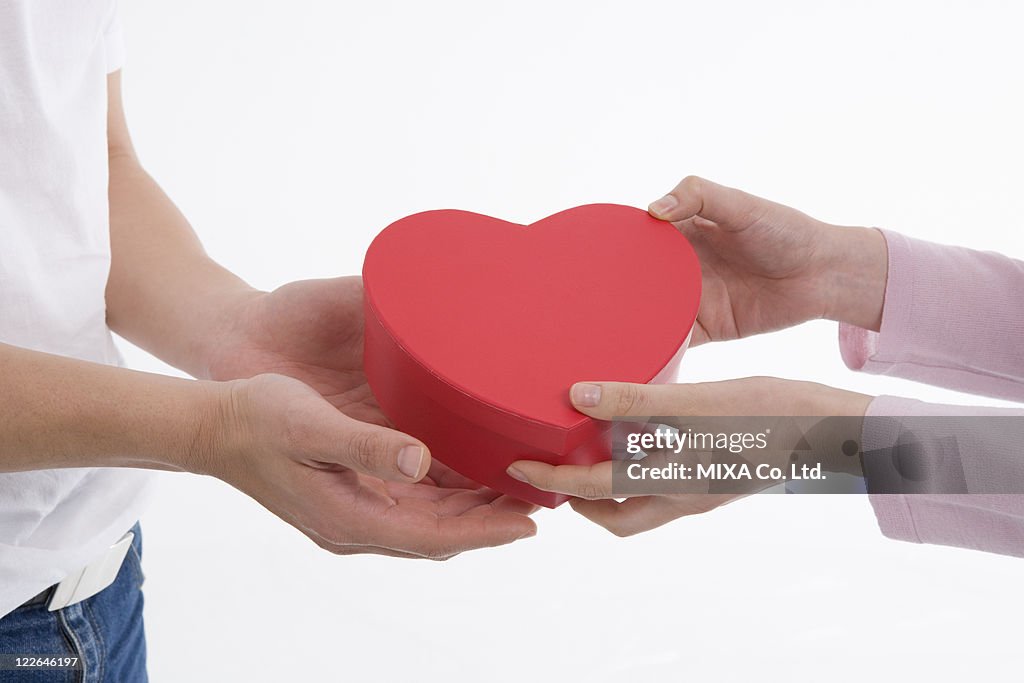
[103,1,126,74]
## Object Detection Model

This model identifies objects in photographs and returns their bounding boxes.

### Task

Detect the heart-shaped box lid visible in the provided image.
[363,204,701,456]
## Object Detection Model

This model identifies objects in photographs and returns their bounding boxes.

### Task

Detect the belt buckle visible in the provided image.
[47,531,135,612]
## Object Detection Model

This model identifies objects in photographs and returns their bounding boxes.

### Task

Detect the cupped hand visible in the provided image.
[647,176,888,344]
[198,276,537,558]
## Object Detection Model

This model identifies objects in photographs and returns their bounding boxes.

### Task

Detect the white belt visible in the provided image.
[43,531,135,611]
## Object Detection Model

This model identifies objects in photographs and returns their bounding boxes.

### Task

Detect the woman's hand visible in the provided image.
[508,378,870,537]
[647,176,888,344]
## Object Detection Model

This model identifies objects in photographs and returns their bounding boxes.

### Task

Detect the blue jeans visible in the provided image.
[0,523,147,682]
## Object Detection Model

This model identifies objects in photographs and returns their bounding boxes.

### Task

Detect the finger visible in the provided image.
[305,533,426,559]
[570,494,733,536]
[385,484,504,515]
[379,481,493,506]
[317,537,464,561]
[485,495,541,517]
[506,460,614,500]
[648,175,776,230]
[568,497,660,536]
[322,414,432,483]
[381,478,538,518]
[568,378,798,421]
[375,505,538,559]
[447,492,539,518]
[567,381,712,421]
[426,460,483,490]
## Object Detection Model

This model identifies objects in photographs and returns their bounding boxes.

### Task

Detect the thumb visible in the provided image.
[568,381,692,421]
[647,175,774,231]
[328,416,432,482]
[237,373,433,483]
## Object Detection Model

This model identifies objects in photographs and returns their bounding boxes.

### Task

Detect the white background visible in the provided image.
[117,1,1024,681]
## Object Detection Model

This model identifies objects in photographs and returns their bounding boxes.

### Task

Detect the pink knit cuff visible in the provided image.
[861,395,922,544]
[838,229,913,373]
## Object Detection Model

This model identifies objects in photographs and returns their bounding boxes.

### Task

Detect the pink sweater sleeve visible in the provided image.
[839,230,1024,399]
[839,230,1024,556]
[862,397,1024,557]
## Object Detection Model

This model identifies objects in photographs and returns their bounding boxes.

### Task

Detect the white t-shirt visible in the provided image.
[0,0,152,617]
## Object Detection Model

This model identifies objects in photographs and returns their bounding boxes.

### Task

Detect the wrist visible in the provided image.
[817,386,872,477]
[174,379,242,478]
[193,287,266,380]
[818,383,873,418]
[789,384,871,478]
[820,226,888,332]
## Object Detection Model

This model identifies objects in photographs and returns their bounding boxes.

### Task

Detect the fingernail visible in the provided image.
[648,194,678,217]
[397,445,424,478]
[506,466,528,483]
[571,383,602,407]
[518,528,537,540]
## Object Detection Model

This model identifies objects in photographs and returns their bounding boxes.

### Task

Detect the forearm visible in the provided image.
[0,341,220,473]
[105,152,261,378]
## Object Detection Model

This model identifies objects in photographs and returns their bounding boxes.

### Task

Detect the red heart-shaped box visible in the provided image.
[363,204,701,507]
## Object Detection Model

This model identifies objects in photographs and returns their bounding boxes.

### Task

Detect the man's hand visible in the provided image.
[508,378,870,537]
[195,373,534,559]
[647,176,889,344]
[195,276,537,559]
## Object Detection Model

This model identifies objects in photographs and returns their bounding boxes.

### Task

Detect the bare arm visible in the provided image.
[104,70,258,378]
[0,74,229,473]
[0,340,534,556]
[0,342,214,473]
